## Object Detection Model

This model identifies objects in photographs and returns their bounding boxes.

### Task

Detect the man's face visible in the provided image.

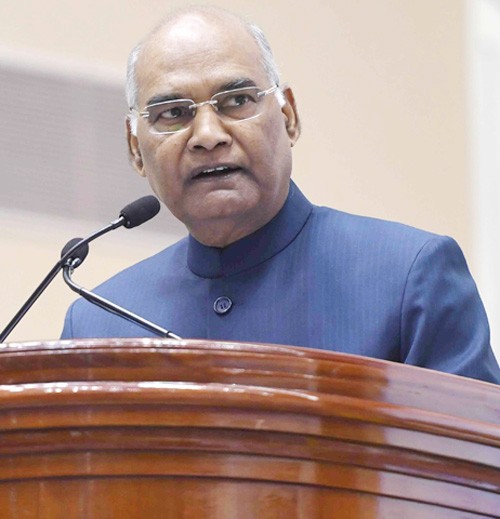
[128,13,300,247]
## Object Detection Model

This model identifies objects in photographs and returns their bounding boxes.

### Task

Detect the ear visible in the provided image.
[280,86,301,146]
[126,117,146,177]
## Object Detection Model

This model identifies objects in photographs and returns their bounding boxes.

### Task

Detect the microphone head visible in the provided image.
[120,195,161,229]
[61,238,90,267]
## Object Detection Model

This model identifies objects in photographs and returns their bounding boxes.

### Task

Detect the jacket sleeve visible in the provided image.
[60,300,76,339]
[400,235,500,384]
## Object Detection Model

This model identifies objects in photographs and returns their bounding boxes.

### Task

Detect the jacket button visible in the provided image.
[213,296,233,315]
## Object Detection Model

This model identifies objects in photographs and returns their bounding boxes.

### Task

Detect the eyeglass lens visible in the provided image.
[146,87,264,134]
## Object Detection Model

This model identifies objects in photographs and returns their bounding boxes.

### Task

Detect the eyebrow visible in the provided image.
[146,93,185,107]
[145,78,258,107]
[218,78,257,91]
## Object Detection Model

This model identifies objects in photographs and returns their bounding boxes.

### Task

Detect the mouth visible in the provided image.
[191,164,243,180]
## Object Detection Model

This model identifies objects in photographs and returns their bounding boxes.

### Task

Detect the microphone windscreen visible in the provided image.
[120,195,161,229]
[61,238,90,264]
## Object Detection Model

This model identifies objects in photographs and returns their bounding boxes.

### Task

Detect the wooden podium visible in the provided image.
[0,339,498,518]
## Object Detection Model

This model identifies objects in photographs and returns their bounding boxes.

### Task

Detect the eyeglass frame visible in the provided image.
[129,84,281,135]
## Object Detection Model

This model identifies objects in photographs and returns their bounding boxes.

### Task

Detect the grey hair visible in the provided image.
[126,12,283,135]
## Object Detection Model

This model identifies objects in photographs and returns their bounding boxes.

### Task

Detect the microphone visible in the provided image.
[0,196,161,343]
[120,197,161,228]
[61,238,181,339]
[61,238,89,268]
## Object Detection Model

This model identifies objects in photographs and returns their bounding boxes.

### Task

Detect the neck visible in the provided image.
[187,192,290,248]
[188,213,277,248]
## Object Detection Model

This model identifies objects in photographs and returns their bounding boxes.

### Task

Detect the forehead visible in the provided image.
[135,14,268,104]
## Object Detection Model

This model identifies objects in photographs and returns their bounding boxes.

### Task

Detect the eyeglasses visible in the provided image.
[131,84,279,135]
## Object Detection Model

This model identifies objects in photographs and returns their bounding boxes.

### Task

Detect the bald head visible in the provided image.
[126,6,281,131]
[124,4,300,247]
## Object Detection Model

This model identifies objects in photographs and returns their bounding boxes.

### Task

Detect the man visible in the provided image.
[61,6,500,384]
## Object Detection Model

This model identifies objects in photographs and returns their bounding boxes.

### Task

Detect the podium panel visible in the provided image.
[0,339,498,518]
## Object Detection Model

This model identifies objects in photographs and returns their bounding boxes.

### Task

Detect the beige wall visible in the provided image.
[0,0,475,342]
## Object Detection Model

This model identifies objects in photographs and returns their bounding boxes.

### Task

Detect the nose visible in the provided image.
[186,105,232,152]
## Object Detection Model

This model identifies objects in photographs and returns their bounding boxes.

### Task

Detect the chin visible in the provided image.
[191,203,256,223]
[200,189,259,215]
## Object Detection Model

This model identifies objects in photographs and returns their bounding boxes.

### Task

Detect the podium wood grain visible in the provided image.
[0,339,498,518]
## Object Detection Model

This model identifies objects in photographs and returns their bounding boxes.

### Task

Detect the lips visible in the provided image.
[191,163,243,180]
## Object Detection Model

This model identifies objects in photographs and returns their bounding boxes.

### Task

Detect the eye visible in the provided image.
[227,93,253,106]
[158,104,191,121]
[222,92,256,109]
[216,88,260,111]
[147,101,193,125]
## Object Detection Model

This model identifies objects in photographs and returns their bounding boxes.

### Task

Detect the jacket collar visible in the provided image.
[187,181,313,278]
